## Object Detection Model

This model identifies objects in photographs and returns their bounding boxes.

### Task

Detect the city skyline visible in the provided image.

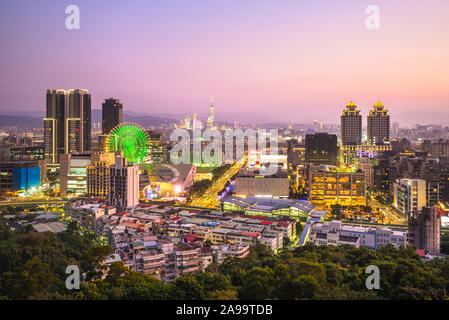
[1,0,449,126]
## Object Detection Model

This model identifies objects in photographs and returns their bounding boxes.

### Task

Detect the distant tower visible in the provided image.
[341,101,362,146]
[367,102,390,145]
[208,97,215,127]
[184,115,191,129]
[193,112,198,129]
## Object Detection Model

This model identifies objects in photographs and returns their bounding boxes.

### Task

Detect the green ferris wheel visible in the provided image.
[106,123,150,163]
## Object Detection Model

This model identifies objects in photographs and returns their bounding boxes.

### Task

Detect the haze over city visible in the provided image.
[1,0,449,125]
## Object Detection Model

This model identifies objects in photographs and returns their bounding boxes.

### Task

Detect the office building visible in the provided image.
[393,178,426,217]
[307,165,366,207]
[0,161,42,192]
[340,101,362,146]
[44,89,67,163]
[305,133,338,166]
[102,98,123,134]
[408,206,440,255]
[109,156,140,210]
[367,102,390,145]
[44,89,91,163]
[66,89,91,154]
[147,131,165,164]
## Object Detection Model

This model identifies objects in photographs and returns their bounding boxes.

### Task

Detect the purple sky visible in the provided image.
[1,0,449,125]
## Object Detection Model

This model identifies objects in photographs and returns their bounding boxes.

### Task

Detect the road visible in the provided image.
[189,157,246,208]
[368,194,407,225]
[0,200,68,207]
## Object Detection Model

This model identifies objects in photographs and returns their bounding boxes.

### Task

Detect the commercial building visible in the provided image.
[147,131,165,164]
[144,163,195,200]
[305,133,338,166]
[393,178,427,217]
[367,102,390,145]
[235,168,289,198]
[0,161,42,192]
[221,196,315,221]
[60,152,115,196]
[307,165,366,207]
[102,98,123,134]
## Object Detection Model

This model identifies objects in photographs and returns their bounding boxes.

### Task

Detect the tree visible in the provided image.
[239,267,275,300]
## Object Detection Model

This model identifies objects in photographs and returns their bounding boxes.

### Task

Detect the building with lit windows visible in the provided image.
[340,144,392,165]
[0,160,42,192]
[393,178,426,217]
[221,196,315,221]
[340,101,362,146]
[87,161,111,198]
[307,165,366,207]
[60,152,115,196]
[367,102,390,145]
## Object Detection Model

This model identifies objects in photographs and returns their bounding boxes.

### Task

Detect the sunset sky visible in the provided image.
[0,0,448,125]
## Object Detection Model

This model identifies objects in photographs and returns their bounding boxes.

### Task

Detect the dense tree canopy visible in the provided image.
[1,223,449,300]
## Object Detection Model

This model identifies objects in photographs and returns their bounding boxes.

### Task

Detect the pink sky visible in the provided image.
[0,0,448,125]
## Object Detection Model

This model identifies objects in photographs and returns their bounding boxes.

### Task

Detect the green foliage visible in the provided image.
[1,219,449,300]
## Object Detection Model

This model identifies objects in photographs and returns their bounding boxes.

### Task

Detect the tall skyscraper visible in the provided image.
[340,101,362,146]
[44,90,67,163]
[109,155,139,210]
[305,133,338,166]
[367,102,390,145]
[66,89,91,154]
[102,98,123,134]
[44,89,92,163]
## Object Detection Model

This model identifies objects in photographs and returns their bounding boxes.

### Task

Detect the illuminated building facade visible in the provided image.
[60,152,115,196]
[393,178,426,217]
[86,161,110,198]
[367,102,390,145]
[340,144,392,165]
[308,165,366,207]
[340,101,362,146]
[0,161,42,192]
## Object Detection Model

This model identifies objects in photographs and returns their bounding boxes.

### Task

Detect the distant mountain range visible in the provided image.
[0,109,289,129]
